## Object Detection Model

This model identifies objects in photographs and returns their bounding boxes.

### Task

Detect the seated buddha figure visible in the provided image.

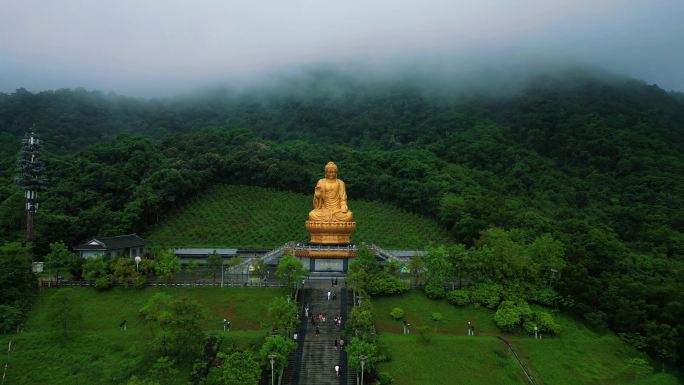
[308,162,354,222]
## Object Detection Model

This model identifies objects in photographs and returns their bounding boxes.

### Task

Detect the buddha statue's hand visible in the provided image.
[341,205,348,213]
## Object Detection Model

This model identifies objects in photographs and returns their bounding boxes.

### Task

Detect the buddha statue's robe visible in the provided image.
[308,178,354,222]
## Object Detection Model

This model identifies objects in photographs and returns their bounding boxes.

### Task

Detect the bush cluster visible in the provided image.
[365,272,410,296]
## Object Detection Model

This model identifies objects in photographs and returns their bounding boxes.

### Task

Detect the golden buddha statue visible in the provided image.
[309,162,354,222]
[305,162,356,244]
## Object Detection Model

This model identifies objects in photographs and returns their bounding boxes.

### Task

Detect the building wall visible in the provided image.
[298,257,352,272]
[81,250,103,259]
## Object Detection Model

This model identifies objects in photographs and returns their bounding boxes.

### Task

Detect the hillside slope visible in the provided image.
[147,184,451,248]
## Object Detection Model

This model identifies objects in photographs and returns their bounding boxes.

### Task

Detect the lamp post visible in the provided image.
[268,354,276,385]
[359,355,367,385]
[134,256,141,273]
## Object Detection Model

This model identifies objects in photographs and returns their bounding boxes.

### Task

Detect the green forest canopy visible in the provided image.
[0,69,683,369]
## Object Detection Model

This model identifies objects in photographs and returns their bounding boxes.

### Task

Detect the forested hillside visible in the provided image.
[1,69,683,370]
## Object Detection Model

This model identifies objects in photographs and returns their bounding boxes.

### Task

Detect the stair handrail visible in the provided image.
[232,242,292,274]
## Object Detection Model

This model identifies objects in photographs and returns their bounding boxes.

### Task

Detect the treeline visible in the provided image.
[0,70,683,368]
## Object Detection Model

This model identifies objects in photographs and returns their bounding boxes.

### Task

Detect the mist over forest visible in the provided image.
[2,63,684,377]
[3,0,684,382]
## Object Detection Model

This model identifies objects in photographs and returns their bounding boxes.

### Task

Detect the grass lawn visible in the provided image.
[373,291,681,385]
[379,334,525,385]
[373,291,498,335]
[147,184,451,249]
[0,287,287,385]
[510,308,681,385]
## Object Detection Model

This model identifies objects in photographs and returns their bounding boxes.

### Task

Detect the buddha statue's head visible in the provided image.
[324,161,338,180]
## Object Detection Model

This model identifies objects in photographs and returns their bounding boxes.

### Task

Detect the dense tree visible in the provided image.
[153,249,181,281]
[275,253,307,289]
[347,337,379,374]
[266,297,298,337]
[0,242,35,330]
[423,246,449,299]
[205,351,260,385]
[259,335,297,375]
[205,251,222,283]
[44,241,81,279]
[0,71,683,366]
[138,293,206,361]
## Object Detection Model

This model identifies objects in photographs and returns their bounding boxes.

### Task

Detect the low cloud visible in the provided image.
[0,0,682,96]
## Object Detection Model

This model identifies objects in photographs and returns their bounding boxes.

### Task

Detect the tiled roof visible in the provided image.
[74,234,147,250]
[173,248,239,256]
[388,250,425,258]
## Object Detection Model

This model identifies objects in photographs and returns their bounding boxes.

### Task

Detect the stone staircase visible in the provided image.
[291,279,348,385]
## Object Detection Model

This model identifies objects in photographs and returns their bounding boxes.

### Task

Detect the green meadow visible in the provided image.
[0,287,287,385]
[373,291,680,385]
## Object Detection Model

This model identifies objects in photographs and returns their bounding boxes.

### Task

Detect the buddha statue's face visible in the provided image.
[325,165,337,180]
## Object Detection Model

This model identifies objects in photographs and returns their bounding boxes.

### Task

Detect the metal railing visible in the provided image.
[40,279,286,288]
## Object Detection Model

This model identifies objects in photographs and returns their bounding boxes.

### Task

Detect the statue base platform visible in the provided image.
[305,220,356,244]
[289,243,358,259]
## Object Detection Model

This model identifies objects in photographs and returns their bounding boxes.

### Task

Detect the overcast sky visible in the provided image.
[1,0,682,97]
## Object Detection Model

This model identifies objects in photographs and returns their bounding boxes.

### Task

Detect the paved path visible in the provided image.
[295,279,350,385]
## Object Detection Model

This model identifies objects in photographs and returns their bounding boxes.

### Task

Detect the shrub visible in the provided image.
[82,256,108,281]
[431,312,444,332]
[424,281,446,299]
[535,311,561,335]
[0,305,22,333]
[389,307,404,321]
[528,287,559,306]
[494,301,521,331]
[624,357,653,379]
[349,307,374,336]
[132,275,146,289]
[446,289,469,306]
[111,257,141,287]
[347,337,379,372]
[522,320,537,334]
[94,275,114,290]
[375,341,392,363]
[366,272,409,296]
[584,310,608,329]
[377,372,394,385]
[493,300,532,331]
[417,326,431,343]
[469,283,502,309]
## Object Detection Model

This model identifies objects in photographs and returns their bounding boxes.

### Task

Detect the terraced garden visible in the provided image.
[147,184,451,248]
